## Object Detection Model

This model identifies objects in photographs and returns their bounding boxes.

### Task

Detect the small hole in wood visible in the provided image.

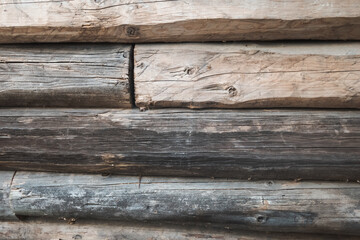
[257,215,266,223]
[184,67,195,75]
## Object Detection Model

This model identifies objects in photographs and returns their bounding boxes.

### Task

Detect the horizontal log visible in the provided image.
[8,172,360,235]
[0,0,360,43]
[0,44,131,107]
[0,109,359,180]
[135,43,360,109]
[0,171,16,220]
[2,219,357,240]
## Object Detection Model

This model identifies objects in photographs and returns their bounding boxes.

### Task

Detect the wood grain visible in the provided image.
[0,44,131,108]
[9,172,360,235]
[0,109,359,181]
[2,219,358,240]
[135,43,360,109]
[0,0,360,43]
[0,171,16,220]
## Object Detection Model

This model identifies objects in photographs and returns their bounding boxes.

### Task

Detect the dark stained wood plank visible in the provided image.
[0,109,359,180]
[0,0,360,43]
[135,43,360,109]
[9,172,360,235]
[0,171,16,220]
[0,44,131,108]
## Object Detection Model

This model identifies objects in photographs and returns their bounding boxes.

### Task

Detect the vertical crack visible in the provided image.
[129,44,136,108]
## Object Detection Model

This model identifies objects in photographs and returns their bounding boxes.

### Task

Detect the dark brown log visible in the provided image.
[0,109,359,180]
[8,172,360,235]
[0,44,131,108]
[0,0,360,43]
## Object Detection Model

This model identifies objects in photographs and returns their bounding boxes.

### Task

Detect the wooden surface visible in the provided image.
[0,171,16,220]
[0,0,360,43]
[0,109,359,181]
[8,172,360,235]
[2,219,358,240]
[0,44,131,107]
[135,43,360,109]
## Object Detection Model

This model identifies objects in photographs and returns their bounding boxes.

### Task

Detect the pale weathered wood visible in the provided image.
[135,43,360,109]
[0,0,360,43]
[0,44,131,107]
[2,219,357,240]
[9,172,360,235]
[0,171,16,220]
[0,109,359,181]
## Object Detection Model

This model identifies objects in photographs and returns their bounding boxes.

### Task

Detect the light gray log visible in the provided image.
[9,172,360,235]
[0,171,16,220]
[1,219,358,240]
[0,108,359,181]
[0,44,131,107]
[0,0,360,43]
[135,43,360,109]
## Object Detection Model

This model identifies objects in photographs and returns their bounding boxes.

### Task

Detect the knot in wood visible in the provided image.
[266,181,274,186]
[126,27,137,37]
[226,86,237,97]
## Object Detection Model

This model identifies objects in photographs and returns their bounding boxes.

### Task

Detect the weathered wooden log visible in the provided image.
[9,172,360,235]
[2,219,357,240]
[0,109,359,181]
[0,44,131,107]
[0,171,16,220]
[135,43,360,109]
[0,0,360,43]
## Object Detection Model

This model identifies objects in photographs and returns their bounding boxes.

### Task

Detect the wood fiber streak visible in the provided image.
[0,0,360,43]
[135,43,360,109]
[8,172,360,235]
[0,44,131,107]
[0,171,16,220]
[0,109,359,180]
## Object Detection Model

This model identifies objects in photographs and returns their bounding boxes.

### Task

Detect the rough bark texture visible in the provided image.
[0,44,131,107]
[0,109,359,181]
[135,43,360,109]
[2,219,358,240]
[8,172,360,235]
[0,171,16,220]
[0,0,360,43]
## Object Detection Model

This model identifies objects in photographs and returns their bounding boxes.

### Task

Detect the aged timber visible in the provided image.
[0,44,131,108]
[2,219,359,240]
[8,172,360,235]
[0,0,360,43]
[0,109,359,181]
[135,43,360,109]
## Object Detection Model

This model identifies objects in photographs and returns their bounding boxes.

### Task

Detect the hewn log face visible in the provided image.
[0,109,359,180]
[135,43,360,109]
[0,44,131,108]
[0,0,360,43]
[0,171,16,220]
[8,172,360,235]
[2,219,357,240]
